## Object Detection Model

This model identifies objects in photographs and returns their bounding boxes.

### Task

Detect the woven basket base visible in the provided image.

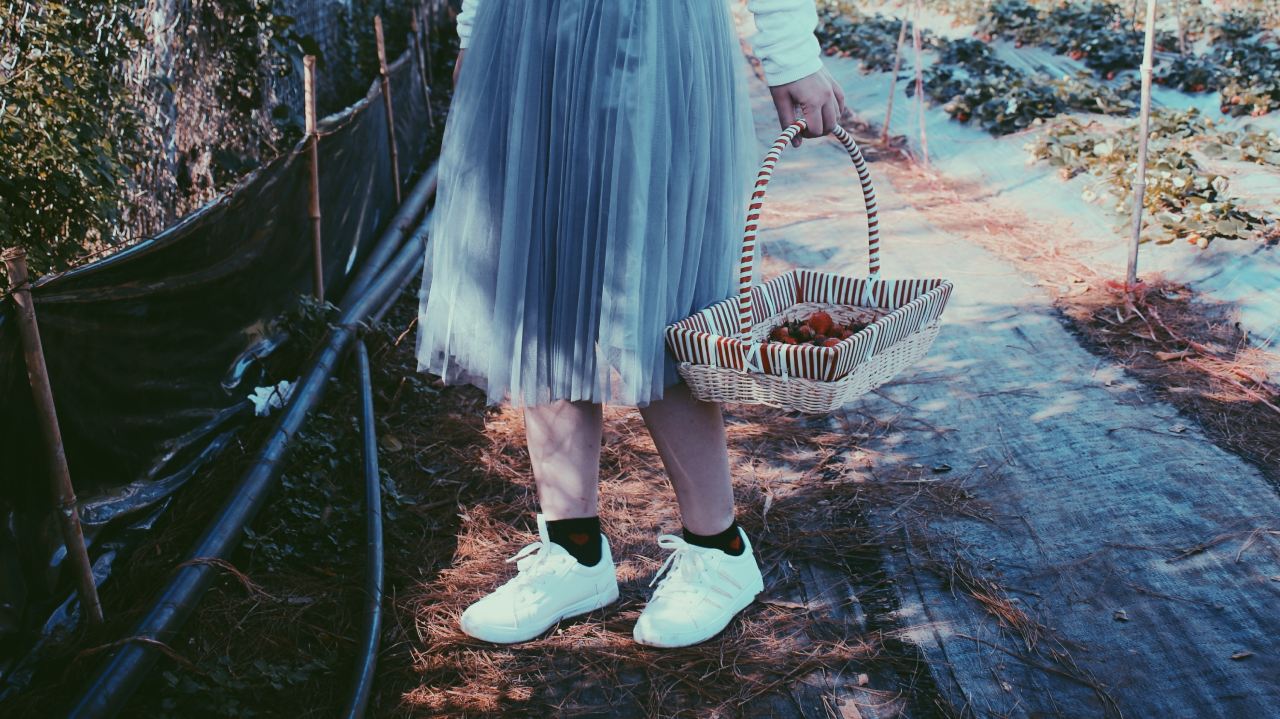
[677,322,942,413]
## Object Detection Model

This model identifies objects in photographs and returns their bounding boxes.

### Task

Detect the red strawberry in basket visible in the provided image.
[808,311,834,336]
[769,326,791,342]
[822,338,841,348]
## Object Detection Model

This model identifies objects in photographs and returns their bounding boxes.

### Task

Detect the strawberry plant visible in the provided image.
[815,5,925,74]
[1211,39,1280,116]
[913,38,1139,134]
[1153,54,1219,93]
[1030,110,1272,247]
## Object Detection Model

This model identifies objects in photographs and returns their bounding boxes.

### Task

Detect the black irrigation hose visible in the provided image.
[342,340,384,719]
[68,209,433,718]
[346,164,437,302]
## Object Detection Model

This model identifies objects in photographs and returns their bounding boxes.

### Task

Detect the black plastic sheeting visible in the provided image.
[0,47,432,648]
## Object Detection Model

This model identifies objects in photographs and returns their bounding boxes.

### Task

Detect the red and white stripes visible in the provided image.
[667,269,953,383]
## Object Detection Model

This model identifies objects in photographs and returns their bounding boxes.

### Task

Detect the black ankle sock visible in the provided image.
[546,516,603,566]
[683,521,745,556]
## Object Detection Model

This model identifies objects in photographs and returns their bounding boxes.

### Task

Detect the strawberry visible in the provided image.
[796,323,814,340]
[822,338,841,348]
[769,326,791,342]
[808,310,834,336]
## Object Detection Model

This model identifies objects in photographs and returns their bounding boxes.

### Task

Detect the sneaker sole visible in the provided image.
[461,583,620,645]
[633,579,764,649]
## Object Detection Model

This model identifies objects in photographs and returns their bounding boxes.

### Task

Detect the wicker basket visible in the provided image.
[665,120,953,413]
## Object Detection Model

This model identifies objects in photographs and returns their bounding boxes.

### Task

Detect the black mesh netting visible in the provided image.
[0,42,436,643]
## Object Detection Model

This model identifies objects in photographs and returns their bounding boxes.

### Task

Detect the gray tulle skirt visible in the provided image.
[415,0,755,408]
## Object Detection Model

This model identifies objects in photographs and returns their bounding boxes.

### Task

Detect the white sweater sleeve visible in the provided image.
[457,0,480,49]
[746,0,824,86]
[458,0,824,86]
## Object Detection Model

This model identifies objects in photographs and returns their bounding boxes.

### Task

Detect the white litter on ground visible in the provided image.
[248,379,295,417]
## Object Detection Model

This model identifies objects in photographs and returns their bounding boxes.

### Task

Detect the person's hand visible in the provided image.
[453,50,466,87]
[769,67,848,147]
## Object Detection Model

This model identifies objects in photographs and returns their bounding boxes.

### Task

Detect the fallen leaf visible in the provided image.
[857,673,870,687]
[1154,350,1192,361]
[1231,651,1253,661]
[380,434,404,452]
[1169,423,1188,434]
[1114,609,1129,622]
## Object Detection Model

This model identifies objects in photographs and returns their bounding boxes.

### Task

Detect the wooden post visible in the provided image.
[304,55,324,304]
[911,2,929,168]
[1,247,103,625]
[1126,0,1158,297]
[375,15,403,204]
[1176,0,1188,55]
[409,11,435,130]
[881,13,911,146]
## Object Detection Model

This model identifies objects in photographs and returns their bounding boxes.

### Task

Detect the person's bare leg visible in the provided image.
[638,380,735,535]
[523,399,604,519]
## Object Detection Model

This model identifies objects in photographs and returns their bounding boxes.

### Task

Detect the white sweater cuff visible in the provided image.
[457,0,479,49]
[457,0,826,86]
[747,0,825,86]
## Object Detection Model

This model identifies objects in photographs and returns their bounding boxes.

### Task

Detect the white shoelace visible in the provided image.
[498,540,573,600]
[648,534,711,599]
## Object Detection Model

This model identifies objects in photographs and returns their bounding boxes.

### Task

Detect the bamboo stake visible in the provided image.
[881,13,911,146]
[375,16,403,204]
[1176,0,1188,54]
[911,0,929,167]
[1126,0,1158,298]
[304,55,324,304]
[409,10,435,130]
[1,247,103,625]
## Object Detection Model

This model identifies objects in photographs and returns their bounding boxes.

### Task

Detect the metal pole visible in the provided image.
[1126,0,1158,295]
[409,11,435,131]
[375,16,403,204]
[911,1,929,167]
[1,247,103,625]
[305,55,325,304]
[881,14,911,146]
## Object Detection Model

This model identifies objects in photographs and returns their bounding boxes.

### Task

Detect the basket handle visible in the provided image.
[736,119,880,341]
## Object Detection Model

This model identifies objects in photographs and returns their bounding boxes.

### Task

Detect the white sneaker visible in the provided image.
[633,528,765,648]
[459,514,619,644]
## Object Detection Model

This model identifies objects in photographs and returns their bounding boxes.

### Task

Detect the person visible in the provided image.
[415,0,846,648]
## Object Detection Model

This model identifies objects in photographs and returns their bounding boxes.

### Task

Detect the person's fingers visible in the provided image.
[774,89,804,147]
[833,78,848,119]
[821,97,837,138]
[803,95,825,138]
